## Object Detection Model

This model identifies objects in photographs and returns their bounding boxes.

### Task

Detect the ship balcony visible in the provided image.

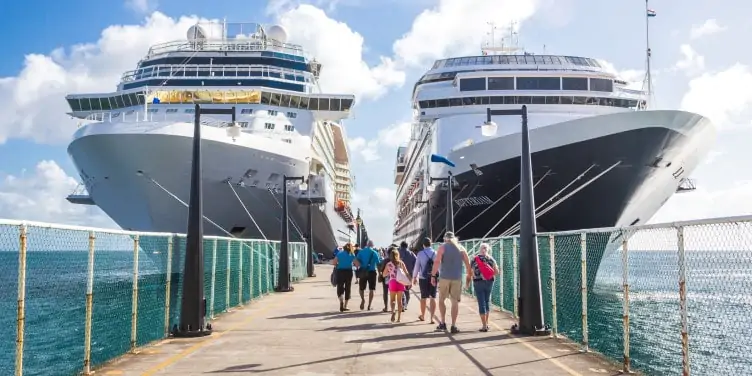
[394,165,405,185]
[66,183,95,205]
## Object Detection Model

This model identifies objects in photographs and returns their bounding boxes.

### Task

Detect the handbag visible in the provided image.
[357,252,375,279]
[330,269,337,286]
[395,264,412,286]
[475,256,495,280]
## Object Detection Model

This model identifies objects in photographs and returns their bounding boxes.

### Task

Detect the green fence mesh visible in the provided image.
[445,217,752,376]
[1,221,309,376]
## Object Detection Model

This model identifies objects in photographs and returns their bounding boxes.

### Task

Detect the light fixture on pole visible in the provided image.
[277,175,306,292]
[301,177,316,278]
[355,210,363,248]
[173,104,236,338]
[479,105,549,337]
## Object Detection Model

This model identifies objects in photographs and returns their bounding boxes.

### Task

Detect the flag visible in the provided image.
[647,9,656,17]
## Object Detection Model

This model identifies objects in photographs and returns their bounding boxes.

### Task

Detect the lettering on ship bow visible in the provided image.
[454,196,493,208]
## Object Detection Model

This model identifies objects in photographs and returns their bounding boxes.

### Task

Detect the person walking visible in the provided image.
[430,232,472,334]
[381,246,411,323]
[377,250,392,312]
[471,243,500,332]
[332,243,358,312]
[398,241,417,311]
[355,240,381,310]
[412,237,437,323]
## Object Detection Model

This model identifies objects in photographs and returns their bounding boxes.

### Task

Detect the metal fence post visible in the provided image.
[248,242,254,301]
[498,240,504,312]
[164,236,174,337]
[580,233,589,352]
[83,231,96,375]
[238,240,243,304]
[130,235,140,353]
[210,239,217,318]
[677,226,691,376]
[15,224,28,376]
[226,240,231,310]
[621,233,632,373]
[549,234,558,338]
[512,237,518,318]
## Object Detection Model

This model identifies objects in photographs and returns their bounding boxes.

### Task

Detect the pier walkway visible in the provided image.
[96,266,621,376]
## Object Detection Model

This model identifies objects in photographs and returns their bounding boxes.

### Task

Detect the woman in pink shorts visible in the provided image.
[381,246,411,322]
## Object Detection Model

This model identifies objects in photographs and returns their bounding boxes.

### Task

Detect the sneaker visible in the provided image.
[450,326,460,334]
[435,322,447,331]
[479,326,489,332]
[360,299,365,310]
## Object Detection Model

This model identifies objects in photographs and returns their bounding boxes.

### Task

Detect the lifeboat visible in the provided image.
[335,200,346,212]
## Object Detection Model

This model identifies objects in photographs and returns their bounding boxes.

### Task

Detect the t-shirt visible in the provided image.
[335,251,356,270]
[355,247,381,272]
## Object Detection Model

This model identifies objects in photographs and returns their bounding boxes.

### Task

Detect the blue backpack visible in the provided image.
[422,249,436,280]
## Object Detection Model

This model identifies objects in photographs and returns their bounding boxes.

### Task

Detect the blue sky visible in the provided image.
[0,0,751,245]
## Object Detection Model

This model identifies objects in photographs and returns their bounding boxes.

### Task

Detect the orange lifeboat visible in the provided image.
[335,200,346,212]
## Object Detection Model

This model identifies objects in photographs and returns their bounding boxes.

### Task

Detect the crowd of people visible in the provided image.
[329,232,500,333]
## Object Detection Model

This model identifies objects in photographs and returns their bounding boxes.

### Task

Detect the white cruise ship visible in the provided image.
[391,27,715,286]
[64,21,358,256]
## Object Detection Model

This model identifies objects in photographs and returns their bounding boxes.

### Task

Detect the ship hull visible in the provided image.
[67,121,350,259]
[396,110,715,288]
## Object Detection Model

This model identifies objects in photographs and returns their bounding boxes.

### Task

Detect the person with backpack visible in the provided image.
[470,243,500,332]
[411,237,437,324]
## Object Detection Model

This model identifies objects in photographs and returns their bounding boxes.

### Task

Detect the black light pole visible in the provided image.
[416,200,432,240]
[355,209,362,247]
[173,104,235,337]
[277,175,305,292]
[306,181,316,278]
[429,171,455,234]
[483,105,549,336]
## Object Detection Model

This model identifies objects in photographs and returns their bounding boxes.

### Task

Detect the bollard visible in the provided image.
[164,236,174,338]
[580,233,589,352]
[82,231,96,375]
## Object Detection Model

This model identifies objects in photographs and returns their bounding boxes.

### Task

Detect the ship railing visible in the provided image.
[120,64,310,83]
[437,214,752,376]
[81,112,235,127]
[0,218,310,376]
[146,38,305,59]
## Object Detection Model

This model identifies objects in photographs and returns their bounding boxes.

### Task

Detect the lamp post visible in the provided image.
[305,179,316,278]
[355,209,362,247]
[415,200,432,240]
[277,175,306,292]
[480,105,549,336]
[174,104,236,338]
[427,172,455,234]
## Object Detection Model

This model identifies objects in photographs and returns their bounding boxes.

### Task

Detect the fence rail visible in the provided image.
[455,215,752,376]
[0,220,309,376]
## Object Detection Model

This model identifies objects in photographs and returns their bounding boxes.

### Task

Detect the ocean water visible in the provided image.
[1,248,750,375]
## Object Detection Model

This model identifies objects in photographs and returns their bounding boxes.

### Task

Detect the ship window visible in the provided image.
[340,98,354,111]
[330,98,341,111]
[590,78,613,92]
[134,93,145,105]
[260,92,271,105]
[67,98,81,111]
[290,96,301,109]
[436,98,449,107]
[462,97,477,106]
[286,112,297,118]
[459,77,486,91]
[490,96,503,105]
[545,96,560,104]
[531,96,545,104]
[166,108,178,113]
[264,123,275,130]
[113,95,124,108]
[319,98,330,111]
[562,77,588,91]
[270,93,281,106]
[299,97,309,109]
[516,77,560,90]
[572,96,587,105]
[488,77,514,90]
[480,96,490,105]
[148,108,158,113]
[285,124,295,131]
[560,96,573,104]
[309,98,319,111]
[533,55,545,64]
[517,96,532,104]
[449,98,462,106]
[241,109,253,114]
[185,109,195,113]
[279,94,291,107]
[90,98,102,111]
[123,94,133,107]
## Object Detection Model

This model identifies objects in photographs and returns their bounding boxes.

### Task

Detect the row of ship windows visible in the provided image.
[139,55,308,70]
[127,66,310,83]
[459,76,614,93]
[67,90,354,113]
[418,95,643,109]
[121,79,306,92]
[433,55,601,69]
[145,107,298,118]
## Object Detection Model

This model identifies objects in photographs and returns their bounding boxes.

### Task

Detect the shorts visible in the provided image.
[418,278,437,299]
[438,278,462,302]
[388,279,406,293]
[358,270,377,291]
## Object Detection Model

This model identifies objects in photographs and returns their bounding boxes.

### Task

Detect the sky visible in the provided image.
[0,0,751,246]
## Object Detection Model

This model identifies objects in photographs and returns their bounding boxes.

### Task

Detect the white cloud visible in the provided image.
[347,137,380,161]
[0,161,115,228]
[651,181,752,224]
[391,0,539,69]
[689,19,726,40]
[125,0,157,14]
[352,186,396,245]
[680,63,752,129]
[272,4,405,100]
[673,44,705,76]
[597,59,644,90]
[347,121,411,161]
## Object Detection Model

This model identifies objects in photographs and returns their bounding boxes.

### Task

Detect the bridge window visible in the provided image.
[562,77,588,91]
[270,93,282,106]
[516,77,560,90]
[459,78,486,91]
[418,95,640,109]
[488,77,514,90]
[590,78,614,92]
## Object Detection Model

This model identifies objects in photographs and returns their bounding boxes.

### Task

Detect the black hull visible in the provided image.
[405,127,688,289]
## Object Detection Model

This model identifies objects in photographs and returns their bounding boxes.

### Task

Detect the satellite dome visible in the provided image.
[187,25,207,41]
[266,25,288,43]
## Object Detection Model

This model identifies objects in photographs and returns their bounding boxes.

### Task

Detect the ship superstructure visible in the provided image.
[65,21,357,256]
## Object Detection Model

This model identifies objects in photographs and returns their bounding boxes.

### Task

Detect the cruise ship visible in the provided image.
[392,28,715,286]
[64,21,359,256]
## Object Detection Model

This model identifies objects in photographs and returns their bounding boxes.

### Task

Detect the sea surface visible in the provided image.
[0,249,750,376]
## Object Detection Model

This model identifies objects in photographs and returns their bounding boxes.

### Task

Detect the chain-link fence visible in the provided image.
[452,215,752,376]
[0,219,309,376]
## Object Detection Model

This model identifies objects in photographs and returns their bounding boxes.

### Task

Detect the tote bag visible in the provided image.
[395,265,412,286]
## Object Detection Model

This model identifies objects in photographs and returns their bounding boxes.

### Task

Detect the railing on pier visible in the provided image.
[453,214,752,376]
[0,219,309,376]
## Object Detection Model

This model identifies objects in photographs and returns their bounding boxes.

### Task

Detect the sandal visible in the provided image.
[418,315,425,321]
[390,312,396,322]
[450,326,460,334]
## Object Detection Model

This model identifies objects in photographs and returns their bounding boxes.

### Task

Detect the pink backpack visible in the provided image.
[475,256,495,280]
